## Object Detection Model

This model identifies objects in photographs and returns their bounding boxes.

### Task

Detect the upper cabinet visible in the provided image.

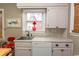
[46,7,69,28]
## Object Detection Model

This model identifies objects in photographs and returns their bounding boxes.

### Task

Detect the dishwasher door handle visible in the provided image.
[52,50,53,56]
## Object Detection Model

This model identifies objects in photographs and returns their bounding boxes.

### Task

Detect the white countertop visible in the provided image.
[15,37,73,42]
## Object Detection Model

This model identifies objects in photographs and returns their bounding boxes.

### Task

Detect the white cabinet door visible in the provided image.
[46,7,57,28]
[62,48,73,56]
[15,49,32,56]
[52,48,62,56]
[52,48,72,56]
[32,47,52,56]
[46,7,68,28]
[57,7,68,28]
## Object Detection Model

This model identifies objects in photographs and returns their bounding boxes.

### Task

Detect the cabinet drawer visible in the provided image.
[15,45,32,48]
[32,42,51,48]
[15,43,32,48]
[15,41,31,43]
[52,43,73,48]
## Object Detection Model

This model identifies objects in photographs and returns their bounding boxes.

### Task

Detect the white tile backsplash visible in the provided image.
[31,28,67,38]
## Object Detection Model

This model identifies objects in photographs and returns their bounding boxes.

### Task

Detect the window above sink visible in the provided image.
[22,8,46,32]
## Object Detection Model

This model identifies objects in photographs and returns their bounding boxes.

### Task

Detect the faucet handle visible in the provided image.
[31,34,32,37]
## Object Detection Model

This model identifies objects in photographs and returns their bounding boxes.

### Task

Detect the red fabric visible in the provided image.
[32,26,36,31]
[7,37,16,41]
[32,21,37,25]
[4,44,14,48]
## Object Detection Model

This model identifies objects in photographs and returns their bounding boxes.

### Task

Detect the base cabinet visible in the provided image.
[15,41,32,56]
[15,49,32,56]
[15,40,73,56]
[52,42,73,56]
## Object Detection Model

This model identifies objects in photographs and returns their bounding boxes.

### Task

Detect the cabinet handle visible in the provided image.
[56,44,59,47]
[66,44,69,47]
[61,49,64,52]
[52,50,53,53]
[52,50,53,55]
[47,9,50,11]
[29,49,31,51]
[56,26,59,28]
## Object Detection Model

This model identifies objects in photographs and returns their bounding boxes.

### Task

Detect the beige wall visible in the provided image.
[0,3,22,39]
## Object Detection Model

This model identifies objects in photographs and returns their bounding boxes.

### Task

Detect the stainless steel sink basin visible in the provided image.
[17,37,33,40]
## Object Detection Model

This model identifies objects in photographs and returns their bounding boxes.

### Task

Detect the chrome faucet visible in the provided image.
[26,31,32,39]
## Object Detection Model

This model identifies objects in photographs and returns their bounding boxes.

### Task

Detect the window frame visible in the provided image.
[22,8,46,34]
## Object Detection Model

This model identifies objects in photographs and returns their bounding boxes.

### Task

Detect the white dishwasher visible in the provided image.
[32,42,52,56]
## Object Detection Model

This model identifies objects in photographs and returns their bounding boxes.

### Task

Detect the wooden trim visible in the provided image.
[0,9,4,39]
[73,4,79,32]
[74,3,79,6]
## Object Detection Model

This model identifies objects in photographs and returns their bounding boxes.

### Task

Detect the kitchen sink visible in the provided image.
[17,37,33,40]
